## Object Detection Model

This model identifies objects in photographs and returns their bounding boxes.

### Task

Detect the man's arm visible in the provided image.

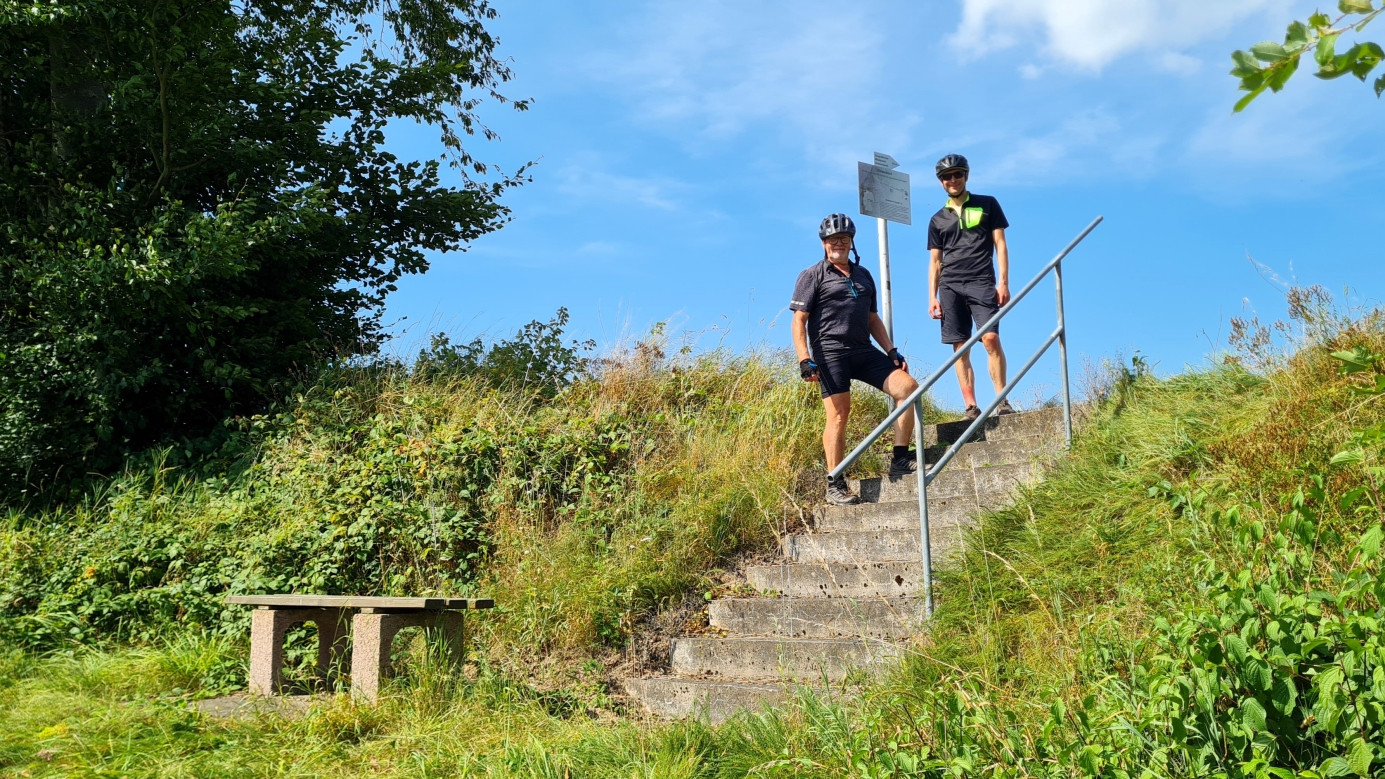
[867,313,907,372]
[792,310,812,362]
[792,310,818,382]
[994,228,1010,306]
[928,248,943,319]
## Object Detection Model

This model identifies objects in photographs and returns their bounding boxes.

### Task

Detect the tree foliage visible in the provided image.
[1232,0,1385,110]
[0,0,528,498]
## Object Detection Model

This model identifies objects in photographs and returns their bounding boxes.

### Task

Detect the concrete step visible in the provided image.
[924,405,1072,447]
[747,561,924,598]
[924,433,1061,469]
[708,597,926,639]
[670,636,900,681]
[624,677,795,723]
[815,493,976,532]
[850,461,1037,505]
[783,526,964,564]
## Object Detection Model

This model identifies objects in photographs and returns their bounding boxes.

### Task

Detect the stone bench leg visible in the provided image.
[351,611,465,702]
[248,607,350,696]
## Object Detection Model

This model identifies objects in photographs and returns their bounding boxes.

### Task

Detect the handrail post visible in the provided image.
[913,398,933,619]
[1055,258,1073,448]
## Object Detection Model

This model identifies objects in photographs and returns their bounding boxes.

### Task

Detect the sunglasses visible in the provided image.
[938,171,967,182]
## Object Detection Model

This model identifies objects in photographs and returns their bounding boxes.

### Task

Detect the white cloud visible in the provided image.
[971,109,1169,186]
[1156,51,1203,76]
[1185,89,1340,175]
[1018,63,1044,80]
[587,1,919,169]
[554,160,686,212]
[951,0,1292,70]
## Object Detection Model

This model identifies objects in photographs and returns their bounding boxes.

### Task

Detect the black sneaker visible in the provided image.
[996,399,1016,415]
[888,452,917,477]
[825,475,861,505]
[963,405,981,422]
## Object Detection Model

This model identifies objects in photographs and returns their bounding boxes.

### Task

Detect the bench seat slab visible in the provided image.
[229,595,493,610]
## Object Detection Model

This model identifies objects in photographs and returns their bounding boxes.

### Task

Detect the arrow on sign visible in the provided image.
[873,152,899,170]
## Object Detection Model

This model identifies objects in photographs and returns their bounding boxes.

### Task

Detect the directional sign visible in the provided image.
[873,152,899,170]
[858,162,911,226]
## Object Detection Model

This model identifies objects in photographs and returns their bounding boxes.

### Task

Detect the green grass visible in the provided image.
[4,308,1385,776]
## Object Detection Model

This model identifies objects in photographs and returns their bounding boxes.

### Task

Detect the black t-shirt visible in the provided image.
[927,193,1008,284]
[789,259,877,350]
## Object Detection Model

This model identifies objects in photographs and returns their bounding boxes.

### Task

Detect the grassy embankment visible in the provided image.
[4,303,1385,777]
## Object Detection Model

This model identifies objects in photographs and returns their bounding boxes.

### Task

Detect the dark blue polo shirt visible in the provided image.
[790,260,877,351]
[927,193,1008,284]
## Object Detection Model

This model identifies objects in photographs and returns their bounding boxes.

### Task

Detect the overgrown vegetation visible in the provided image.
[0,0,528,495]
[3,298,1383,777]
[0,311,918,661]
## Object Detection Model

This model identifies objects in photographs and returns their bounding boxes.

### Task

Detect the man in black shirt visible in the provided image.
[926,154,1013,422]
[791,213,919,505]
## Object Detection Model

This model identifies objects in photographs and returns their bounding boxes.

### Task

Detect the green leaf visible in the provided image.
[1375,72,1385,95]
[1318,32,1342,67]
[1271,676,1297,716]
[1332,448,1367,466]
[1311,12,1334,28]
[1347,737,1372,776]
[1349,43,1382,78]
[1321,757,1354,777]
[1226,633,1250,663]
[1330,347,1376,373]
[1286,21,1311,51]
[1232,49,1264,77]
[1339,0,1375,13]
[1267,56,1302,90]
[1234,84,1269,112]
[1240,697,1268,731]
[1356,526,1383,558]
[1251,41,1290,61]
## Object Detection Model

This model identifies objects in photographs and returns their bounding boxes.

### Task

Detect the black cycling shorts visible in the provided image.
[811,346,897,398]
[939,280,1000,344]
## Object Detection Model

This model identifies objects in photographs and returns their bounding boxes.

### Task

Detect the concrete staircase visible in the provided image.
[624,406,1073,722]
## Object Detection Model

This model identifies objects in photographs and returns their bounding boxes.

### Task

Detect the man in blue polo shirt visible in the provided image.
[791,213,919,505]
[927,154,1013,422]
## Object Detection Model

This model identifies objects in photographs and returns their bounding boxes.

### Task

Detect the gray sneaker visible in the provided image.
[996,399,1016,415]
[826,475,861,505]
[963,405,981,422]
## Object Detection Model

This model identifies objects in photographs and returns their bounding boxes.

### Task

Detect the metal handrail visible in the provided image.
[827,215,1103,618]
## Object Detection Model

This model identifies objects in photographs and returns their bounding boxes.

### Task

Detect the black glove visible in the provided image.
[799,359,818,379]
[887,348,905,369]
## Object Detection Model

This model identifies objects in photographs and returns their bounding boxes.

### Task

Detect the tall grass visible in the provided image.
[5,304,1382,777]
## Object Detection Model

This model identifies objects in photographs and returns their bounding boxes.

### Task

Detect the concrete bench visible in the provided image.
[226,595,493,702]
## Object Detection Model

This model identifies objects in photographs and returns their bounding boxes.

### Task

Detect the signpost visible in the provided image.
[858,153,911,340]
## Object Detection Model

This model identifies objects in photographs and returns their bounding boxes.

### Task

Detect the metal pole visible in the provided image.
[877,217,893,341]
[914,399,933,618]
[1055,260,1073,448]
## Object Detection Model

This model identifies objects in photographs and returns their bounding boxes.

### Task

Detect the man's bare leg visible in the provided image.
[952,343,978,408]
[883,370,919,445]
[981,333,1007,394]
[822,392,851,472]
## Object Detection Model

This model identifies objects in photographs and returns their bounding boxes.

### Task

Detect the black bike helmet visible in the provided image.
[935,154,969,178]
[818,213,856,240]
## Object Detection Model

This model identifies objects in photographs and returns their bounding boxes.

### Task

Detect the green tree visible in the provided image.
[0,0,528,498]
[1231,1,1384,110]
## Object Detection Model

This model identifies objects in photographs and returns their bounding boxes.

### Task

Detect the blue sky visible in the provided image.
[381,0,1385,410]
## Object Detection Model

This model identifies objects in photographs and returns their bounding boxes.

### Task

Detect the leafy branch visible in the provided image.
[1231,0,1384,111]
